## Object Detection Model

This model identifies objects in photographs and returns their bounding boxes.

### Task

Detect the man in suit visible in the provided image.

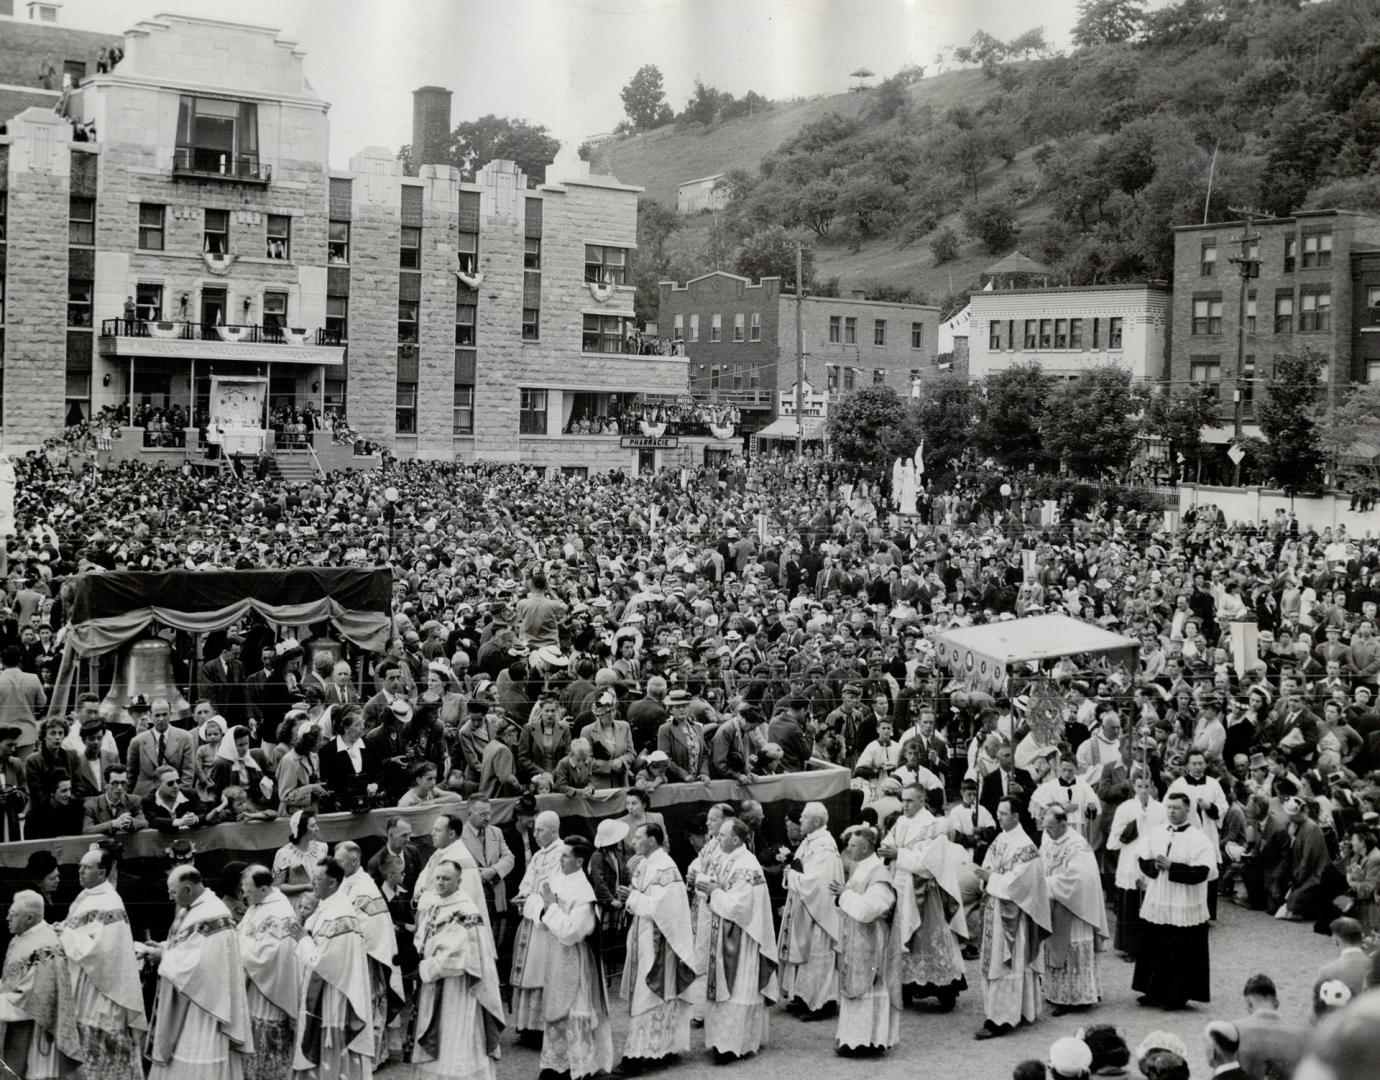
[81,765,148,834]
[1204,1022,1249,1080]
[980,743,1030,824]
[657,690,708,782]
[325,660,358,708]
[366,814,424,893]
[765,696,814,772]
[0,644,46,749]
[710,705,762,783]
[1233,973,1309,1080]
[1314,917,1370,1001]
[363,660,409,731]
[814,555,841,598]
[460,792,517,976]
[196,635,247,724]
[125,696,195,796]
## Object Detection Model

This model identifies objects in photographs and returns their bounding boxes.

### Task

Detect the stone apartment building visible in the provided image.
[966,283,1171,381]
[1171,209,1380,427]
[0,12,719,472]
[657,271,940,436]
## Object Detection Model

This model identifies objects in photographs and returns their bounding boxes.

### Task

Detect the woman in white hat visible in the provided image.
[590,818,631,976]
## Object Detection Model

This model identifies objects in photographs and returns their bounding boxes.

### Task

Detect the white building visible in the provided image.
[677,173,727,215]
[966,284,1170,381]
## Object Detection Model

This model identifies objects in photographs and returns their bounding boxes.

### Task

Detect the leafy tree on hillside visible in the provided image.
[399,116,559,185]
[733,226,814,290]
[962,193,1019,254]
[620,65,674,132]
[975,364,1054,472]
[1258,347,1326,494]
[1008,27,1049,60]
[834,172,904,249]
[827,387,921,473]
[944,129,988,197]
[1260,92,1342,217]
[1142,387,1218,481]
[931,226,960,265]
[631,199,681,326]
[1072,0,1146,47]
[720,90,772,121]
[1313,381,1380,486]
[1040,365,1145,477]
[683,79,723,128]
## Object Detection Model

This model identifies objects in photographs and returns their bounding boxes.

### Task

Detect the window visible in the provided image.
[1190,357,1222,399]
[457,232,478,274]
[1301,232,1332,269]
[1275,294,1294,334]
[1246,292,1257,334]
[1369,285,1380,310]
[1024,320,1038,349]
[1300,289,1331,332]
[711,314,722,342]
[266,215,291,260]
[395,381,417,435]
[325,296,347,343]
[0,192,6,241]
[829,316,842,344]
[873,369,887,385]
[138,204,165,250]
[328,220,349,263]
[0,275,5,323]
[1108,317,1123,349]
[826,365,839,392]
[67,279,92,327]
[524,238,541,270]
[176,96,259,175]
[262,291,288,337]
[750,312,761,342]
[1069,318,1084,349]
[203,209,228,255]
[1284,237,1297,272]
[582,314,630,354]
[400,226,421,269]
[519,389,548,434]
[584,245,628,285]
[673,314,684,342]
[69,197,94,246]
[397,300,419,344]
[453,383,474,435]
[874,319,887,346]
[733,313,744,342]
[1369,360,1380,385]
[1192,298,1223,335]
[689,314,699,342]
[521,308,539,341]
[732,368,744,391]
[455,300,476,346]
[843,367,856,391]
[1200,242,1217,276]
[1039,319,1053,350]
[709,365,721,390]
[1091,318,1100,349]
[1242,356,1255,415]
[844,316,857,344]
[1054,319,1069,349]
[135,283,163,322]
[911,322,924,349]
[325,376,347,414]
[63,60,86,86]
[989,321,1003,351]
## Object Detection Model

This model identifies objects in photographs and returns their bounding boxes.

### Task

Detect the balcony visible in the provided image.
[691,386,774,409]
[98,319,344,367]
[172,146,271,184]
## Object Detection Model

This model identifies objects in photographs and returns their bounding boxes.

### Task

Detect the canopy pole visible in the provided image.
[128,356,135,424]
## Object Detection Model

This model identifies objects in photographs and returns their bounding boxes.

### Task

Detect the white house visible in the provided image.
[677,173,727,215]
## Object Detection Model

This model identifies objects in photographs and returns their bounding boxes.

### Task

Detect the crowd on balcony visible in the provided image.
[565,398,742,436]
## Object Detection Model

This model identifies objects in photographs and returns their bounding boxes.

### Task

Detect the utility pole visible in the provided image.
[1226,206,1260,487]
[795,242,805,461]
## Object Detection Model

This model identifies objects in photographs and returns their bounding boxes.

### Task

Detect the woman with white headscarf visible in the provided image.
[211,724,273,806]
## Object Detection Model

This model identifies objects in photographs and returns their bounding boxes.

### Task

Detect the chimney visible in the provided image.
[410,86,452,177]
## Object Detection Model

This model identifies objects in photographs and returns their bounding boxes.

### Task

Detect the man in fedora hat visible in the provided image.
[657,689,708,782]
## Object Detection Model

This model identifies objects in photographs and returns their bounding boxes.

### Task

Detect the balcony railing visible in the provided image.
[172,146,272,184]
[692,387,773,408]
[100,319,341,347]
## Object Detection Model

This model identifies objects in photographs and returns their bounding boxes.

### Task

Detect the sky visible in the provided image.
[56,0,1123,167]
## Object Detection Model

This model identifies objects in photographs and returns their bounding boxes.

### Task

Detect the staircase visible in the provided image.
[274,449,318,484]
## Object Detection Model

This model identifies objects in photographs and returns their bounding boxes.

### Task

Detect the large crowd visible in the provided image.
[0,447,1378,1080]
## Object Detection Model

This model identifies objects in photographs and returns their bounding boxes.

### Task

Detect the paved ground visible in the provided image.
[384,900,1333,1079]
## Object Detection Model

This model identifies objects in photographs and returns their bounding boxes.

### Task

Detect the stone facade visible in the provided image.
[1170,210,1380,418]
[966,284,1171,381]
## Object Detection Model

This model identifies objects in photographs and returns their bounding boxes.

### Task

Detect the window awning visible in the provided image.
[756,415,825,440]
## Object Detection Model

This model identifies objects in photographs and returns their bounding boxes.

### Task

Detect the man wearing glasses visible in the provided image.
[81,765,147,834]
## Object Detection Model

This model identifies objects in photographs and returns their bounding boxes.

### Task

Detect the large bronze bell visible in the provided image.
[99,638,193,727]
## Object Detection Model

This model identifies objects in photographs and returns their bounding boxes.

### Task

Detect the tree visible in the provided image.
[1040,365,1145,477]
[631,199,682,326]
[732,226,814,290]
[1258,347,1326,493]
[962,193,1019,254]
[1072,0,1146,47]
[1008,27,1048,59]
[827,386,920,473]
[405,115,561,184]
[944,129,988,197]
[975,364,1054,472]
[1142,387,1218,480]
[931,226,960,265]
[683,78,722,128]
[1314,381,1380,486]
[620,64,674,131]
[912,372,978,478]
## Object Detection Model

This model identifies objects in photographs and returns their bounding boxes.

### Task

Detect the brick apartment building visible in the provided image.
[0,12,723,472]
[1170,209,1380,433]
[656,271,940,436]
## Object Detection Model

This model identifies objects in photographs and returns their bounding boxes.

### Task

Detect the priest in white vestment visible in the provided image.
[831,825,902,1056]
[1106,774,1164,958]
[777,801,843,1018]
[0,891,82,1080]
[1165,749,1228,919]
[338,841,405,1061]
[974,796,1051,1039]
[415,812,492,934]
[238,866,301,1080]
[146,865,254,1080]
[618,820,701,1073]
[696,817,779,1062]
[1030,756,1102,840]
[1039,806,1109,1014]
[509,809,565,1046]
[411,859,505,1080]
[58,847,146,1080]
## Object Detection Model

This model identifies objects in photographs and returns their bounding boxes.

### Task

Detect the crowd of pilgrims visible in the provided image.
[2,449,1380,1079]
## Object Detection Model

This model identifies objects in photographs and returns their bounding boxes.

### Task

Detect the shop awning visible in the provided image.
[756,415,825,440]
